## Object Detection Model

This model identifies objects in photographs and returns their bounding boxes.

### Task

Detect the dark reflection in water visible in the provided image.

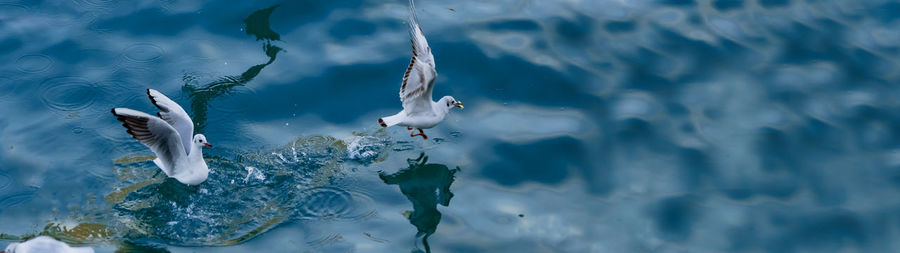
[243,5,280,41]
[379,153,459,253]
[104,6,293,246]
[181,5,282,132]
[114,240,171,253]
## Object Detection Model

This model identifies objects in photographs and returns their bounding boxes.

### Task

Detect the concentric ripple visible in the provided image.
[295,186,353,219]
[39,77,98,112]
[0,191,36,208]
[0,172,12,192]
[15,54,53,73]
[122,43,164,62]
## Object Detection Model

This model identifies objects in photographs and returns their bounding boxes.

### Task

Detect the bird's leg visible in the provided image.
[407,126,413,130]
[409,128,428,140]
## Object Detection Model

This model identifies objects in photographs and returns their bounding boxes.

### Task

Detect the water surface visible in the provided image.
[2,0,900,252]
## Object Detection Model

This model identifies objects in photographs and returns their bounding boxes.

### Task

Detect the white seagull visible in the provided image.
[111,89,211,185]
[378,0,463,140]
[3,236,94,253]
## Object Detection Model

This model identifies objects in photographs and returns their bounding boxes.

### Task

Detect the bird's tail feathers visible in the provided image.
[379,113,404,128]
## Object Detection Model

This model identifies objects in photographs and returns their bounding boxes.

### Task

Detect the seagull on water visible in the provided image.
[378,0,463,140]
[111,89,211,185]
[3,236,94,253]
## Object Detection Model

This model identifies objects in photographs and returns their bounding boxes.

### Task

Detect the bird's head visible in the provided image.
[193,134,212,148]
[441,96,463,110]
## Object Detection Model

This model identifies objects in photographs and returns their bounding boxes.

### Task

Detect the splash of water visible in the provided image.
[105,135,366,246]
[346,131,391,164]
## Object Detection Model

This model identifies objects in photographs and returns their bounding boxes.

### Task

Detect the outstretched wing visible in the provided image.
[112,108,186,176]
[400,0,437,114]
[147,89,194,155]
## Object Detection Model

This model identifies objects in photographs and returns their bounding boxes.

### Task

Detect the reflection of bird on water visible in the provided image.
[378,0,463,140]
[379,153,460,253]
[114,240,170,253]
[182,4,282,133]
[110,4,284,185]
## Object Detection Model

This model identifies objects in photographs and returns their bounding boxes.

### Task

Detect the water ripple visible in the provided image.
[295,186,353,219]
[39,77,98,112]
[0,172,11,192]
[15,54,54,73]
[0,191,36,208]
[122,43,165,62]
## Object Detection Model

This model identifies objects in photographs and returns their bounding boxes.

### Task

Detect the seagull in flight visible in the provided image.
[111,89,211,185]
[378,0,463,140]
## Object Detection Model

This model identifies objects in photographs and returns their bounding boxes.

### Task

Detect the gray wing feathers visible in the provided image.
[400,0,437,113]
[407,0,427,54]
[112,108,185,176]
[147,89,194,156]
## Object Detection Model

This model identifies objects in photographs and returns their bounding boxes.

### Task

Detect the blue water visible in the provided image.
[2,0,900,252]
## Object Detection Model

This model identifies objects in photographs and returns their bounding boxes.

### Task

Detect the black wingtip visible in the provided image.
[378,118,387,127]
[109,108,125,122]
[111,108,125,121]
[147,89,156,102]
[147,89,168,112]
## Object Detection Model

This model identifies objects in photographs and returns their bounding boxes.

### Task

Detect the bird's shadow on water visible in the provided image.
[379,153,460,253]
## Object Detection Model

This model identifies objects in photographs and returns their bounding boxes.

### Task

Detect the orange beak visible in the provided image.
[204,143,212,147]
[455,101,464,109]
